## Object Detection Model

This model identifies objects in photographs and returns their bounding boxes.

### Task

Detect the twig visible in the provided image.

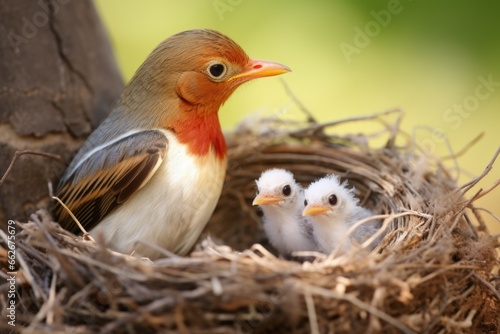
[412,126,462,182]
[31,272,58,326]
[449,189,482,232]
[0,229,44,300]
[30,213,85,286]
[250,243,278,260]
[361,215,392,249]
[329,211,432,259]
[442,132,484,160]
[298,281,417,334]
[290,108,402,138]
[440,309,476,331]
[47,273,57,325]
[51,196,90,237]
[457,146,500,196]
[471,208,500,223]
[280,78,317,124]
[385,108,403,148]
[472,272,500,301]
[17,248,45,300]
[304,288,320,334]
[467,179,500,202]
[0,150,62,187]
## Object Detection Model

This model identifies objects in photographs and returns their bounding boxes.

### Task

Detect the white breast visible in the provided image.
[312,218,351,254]
[262,208,317,255]
[90,132,227,258]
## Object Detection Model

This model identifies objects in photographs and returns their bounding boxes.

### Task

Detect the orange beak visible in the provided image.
[252,194,282,206]
[229,59,291,82]
[302,205,331,217]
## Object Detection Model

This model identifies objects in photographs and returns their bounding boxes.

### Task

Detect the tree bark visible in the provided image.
[0,0,123,223]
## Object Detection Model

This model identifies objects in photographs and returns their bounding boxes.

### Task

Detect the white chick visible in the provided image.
[253,168,317,257]
[302,175,380,254]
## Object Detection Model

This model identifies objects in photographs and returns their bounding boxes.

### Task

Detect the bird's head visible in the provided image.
[119,29,290,159]
[302,175,360,223]
[124,29,290,116]
[253,169,302,210]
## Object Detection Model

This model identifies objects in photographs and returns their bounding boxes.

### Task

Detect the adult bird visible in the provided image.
[253,169,317,257]
[302,175,381,254]
[54,29,290,259]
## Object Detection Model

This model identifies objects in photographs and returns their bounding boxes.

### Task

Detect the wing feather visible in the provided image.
[54,130,169,234]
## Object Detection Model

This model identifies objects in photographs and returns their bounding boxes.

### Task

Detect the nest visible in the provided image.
[1,110,499,333]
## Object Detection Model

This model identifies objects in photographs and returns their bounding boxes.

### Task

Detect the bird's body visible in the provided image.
[81,129,225,257]
[261,208,315,256]
[253,169,317,256]
[55,30,290,258]
[303,175,380,254]
[310,202,373,254]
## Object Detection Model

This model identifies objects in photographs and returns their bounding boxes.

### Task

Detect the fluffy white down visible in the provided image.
[90,132,226,258]
[256,169,317,256]
[304,175,379,254]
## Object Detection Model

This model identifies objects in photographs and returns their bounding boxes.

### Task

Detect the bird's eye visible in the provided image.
[282,185,291,196]
[207,63,227,80]
[328,194,338,206]
[304,199,308,206]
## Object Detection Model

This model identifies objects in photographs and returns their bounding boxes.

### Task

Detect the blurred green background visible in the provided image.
[94,0,499,234]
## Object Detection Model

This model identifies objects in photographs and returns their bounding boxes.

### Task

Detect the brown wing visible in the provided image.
[54,130,169,234]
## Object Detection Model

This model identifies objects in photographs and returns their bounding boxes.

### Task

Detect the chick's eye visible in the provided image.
[282,185,291,196]
[328,194,338,206]
[304,199,308,206]
[208,63,226,79]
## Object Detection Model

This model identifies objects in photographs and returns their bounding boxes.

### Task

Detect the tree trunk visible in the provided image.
[0,0,123,224]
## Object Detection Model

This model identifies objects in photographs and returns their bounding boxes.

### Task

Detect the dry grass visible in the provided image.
[1,110,499,333]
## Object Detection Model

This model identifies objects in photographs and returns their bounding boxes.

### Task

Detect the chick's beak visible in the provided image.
[229,59,291,82]
[252,194,282,206]
[302,205,331,217]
